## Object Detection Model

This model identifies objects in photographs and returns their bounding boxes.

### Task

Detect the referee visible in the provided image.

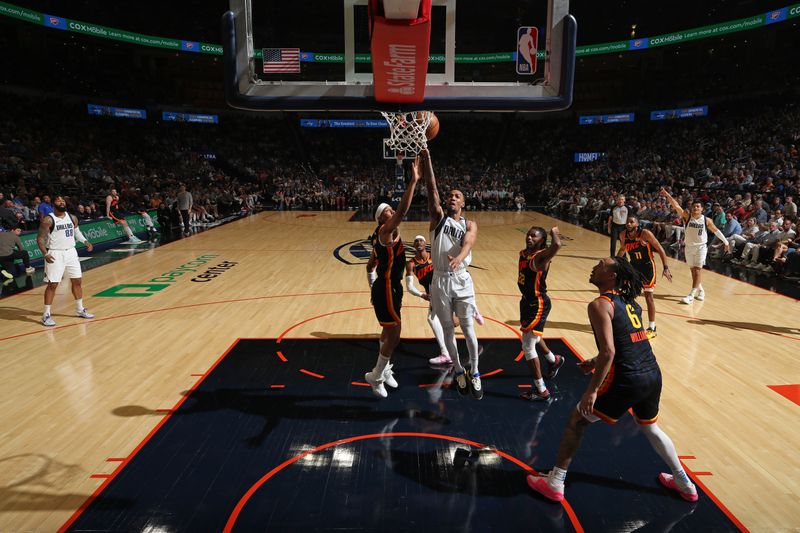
[607,195,628,256]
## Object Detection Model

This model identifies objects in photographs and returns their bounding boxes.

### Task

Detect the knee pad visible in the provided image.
[522,331,540,360]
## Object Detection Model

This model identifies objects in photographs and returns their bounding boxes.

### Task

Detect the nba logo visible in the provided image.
[516,26,538,75]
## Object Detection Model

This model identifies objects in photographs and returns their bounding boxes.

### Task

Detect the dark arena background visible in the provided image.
[0,1,798,532]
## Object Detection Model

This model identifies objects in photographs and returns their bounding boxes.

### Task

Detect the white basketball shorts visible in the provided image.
[44,248,82,283]
[684,244,707,268]
[430,270,477,324]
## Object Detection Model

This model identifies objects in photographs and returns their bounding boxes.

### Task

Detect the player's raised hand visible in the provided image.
[410,155,422,182]
[550,226,560,237]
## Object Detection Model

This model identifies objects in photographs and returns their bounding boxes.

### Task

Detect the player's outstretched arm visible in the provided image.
[643,228,672,282]
[71,215,94,252]
[420,149,443,231]
[405,260,425,298]
[448,220,478,271]
[616,233,627,258]
[705,217,731,254]
[381,158,420,237]
[534,226,563,269]
[659,187,686,222]
[105,195,113,217]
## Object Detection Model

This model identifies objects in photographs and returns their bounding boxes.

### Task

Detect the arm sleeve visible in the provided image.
[713,228,729,246]
[405,275,423,297]
[75,227,88,244]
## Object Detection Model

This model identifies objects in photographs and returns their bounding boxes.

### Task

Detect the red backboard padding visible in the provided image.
[369,0,432,104]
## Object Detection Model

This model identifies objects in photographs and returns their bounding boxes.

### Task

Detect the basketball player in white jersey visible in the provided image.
[36,196,95,326]
[660,188,729,303]
[420,148,483,400]
[403,234,451,363]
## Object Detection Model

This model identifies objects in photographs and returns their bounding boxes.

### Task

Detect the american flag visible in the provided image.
[262,48,301,73]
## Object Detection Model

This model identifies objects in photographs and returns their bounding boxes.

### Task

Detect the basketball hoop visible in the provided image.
[381,111,433,156]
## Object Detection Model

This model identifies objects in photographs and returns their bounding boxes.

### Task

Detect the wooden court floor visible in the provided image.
[0,210,798,531]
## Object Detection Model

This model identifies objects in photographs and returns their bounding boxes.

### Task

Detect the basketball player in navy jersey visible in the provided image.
[616,215,672,338]
[420,148,483,400]
[106,189,143,244]
[660,187,729,303]
[518,226,565,401]
[363,157,421,398]
[527,256,698,503]
[37,196,95,326]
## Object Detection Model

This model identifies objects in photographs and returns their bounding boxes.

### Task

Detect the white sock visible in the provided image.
[44,305,51,316]
[534,378,546,392]
[373,355,390,375]
[541,349,555,364]
[460,316,480,374]
[548,466,567,490]
[124,226,133,238]
[427,311,448,355]
[75,298,84,311]
[649,321,656,330]
[640,423,694,491]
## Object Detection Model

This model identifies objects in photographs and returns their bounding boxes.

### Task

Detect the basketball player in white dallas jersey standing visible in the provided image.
[660,188,729,303]
[37,196,95,326]
[420,148,483,400]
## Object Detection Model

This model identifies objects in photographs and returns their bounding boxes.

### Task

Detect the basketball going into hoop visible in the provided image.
[425,113,440,141]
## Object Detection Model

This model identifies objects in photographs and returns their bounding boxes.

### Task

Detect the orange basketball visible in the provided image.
[426,113,440,141]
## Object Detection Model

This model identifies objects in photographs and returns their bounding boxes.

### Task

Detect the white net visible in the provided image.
[380,111,433,156]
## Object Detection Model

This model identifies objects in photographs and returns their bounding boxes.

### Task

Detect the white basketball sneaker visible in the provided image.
[76,308,95,319]
[383,363,398,388]
[364,370,388,398]
[695,288,705,301]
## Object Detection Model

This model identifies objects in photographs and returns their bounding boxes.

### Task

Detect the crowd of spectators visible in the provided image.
[1,92,798,280]
[540,100,800,278]
[0,94,274,236]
